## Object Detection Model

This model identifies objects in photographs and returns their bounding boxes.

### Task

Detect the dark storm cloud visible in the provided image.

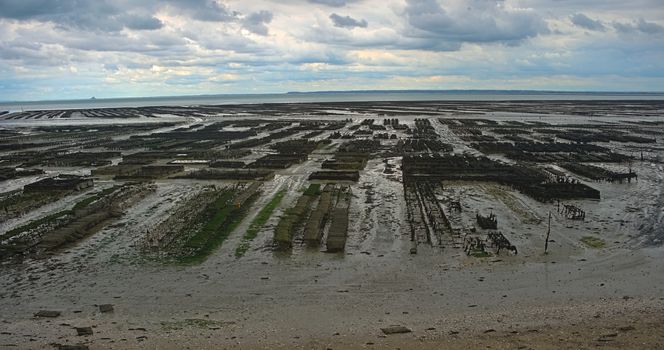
[403,0,548,46]
[308,0,358,7]
[329,13,367,29]
[242,10,273,36]
[570,13,605,31]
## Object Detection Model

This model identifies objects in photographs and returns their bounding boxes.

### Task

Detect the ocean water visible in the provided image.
[1,91,663,112]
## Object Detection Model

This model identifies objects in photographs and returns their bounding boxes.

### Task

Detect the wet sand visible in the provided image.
[1,242,663,349]
[1,101,664,349]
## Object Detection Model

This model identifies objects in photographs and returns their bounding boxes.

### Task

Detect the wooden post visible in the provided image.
[544,211,551,254]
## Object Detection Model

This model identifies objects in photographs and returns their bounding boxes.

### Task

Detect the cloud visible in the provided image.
[0,0,80,20]
[308,0,358,7]
[122,14,164,31]
[242,10,273,36]
[329,13,367,29]
[403,0,549,46]
[0,0,164,31]
[0,0,663,100]
[570,13,605,31]
[0,0,241,30]
[164,0,238,22]
[613,18,664,34]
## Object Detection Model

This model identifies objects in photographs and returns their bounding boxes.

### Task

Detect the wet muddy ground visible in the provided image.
[1,100,663,349]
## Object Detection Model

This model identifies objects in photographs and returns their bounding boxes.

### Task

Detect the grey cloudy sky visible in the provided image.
[0,0,663,100]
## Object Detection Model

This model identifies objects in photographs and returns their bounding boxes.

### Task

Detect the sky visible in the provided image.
[0,0,663,101]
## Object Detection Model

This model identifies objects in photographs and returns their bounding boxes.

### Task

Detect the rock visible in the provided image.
[380,325,412,335]
[99,304,114,313]
[34,310,61,318]
[484,329,496,333]
[75,327,93,336]
[54,344,89,350]
[618,326,635,332]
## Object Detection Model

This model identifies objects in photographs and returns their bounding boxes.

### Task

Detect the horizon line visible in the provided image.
[2,89,664,105]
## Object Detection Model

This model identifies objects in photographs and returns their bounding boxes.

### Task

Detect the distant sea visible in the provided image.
[1,90,663,112]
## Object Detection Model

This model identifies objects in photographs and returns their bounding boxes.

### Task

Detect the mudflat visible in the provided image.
[1,100,663,349]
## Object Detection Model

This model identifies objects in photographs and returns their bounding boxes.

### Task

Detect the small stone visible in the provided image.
[381,325,412,335]
[75,327,93,336]
[99,304,114,313]
[55,344,89,350]
[34,310,61,318]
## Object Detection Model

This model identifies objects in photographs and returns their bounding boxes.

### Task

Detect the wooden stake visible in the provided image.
[544,211,551,254]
